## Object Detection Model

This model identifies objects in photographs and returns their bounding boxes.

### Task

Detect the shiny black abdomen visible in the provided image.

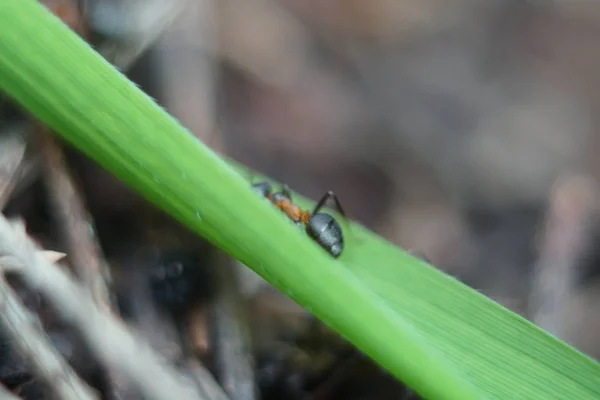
[306,213,344,258]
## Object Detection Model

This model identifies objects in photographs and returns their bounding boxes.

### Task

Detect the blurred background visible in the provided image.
[3,0,600,399]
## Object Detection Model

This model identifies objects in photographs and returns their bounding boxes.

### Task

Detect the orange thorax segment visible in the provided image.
[274,200,310,224]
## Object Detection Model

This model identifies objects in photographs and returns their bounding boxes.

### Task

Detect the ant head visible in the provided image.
[306,213,344,258]
[252,182,272,198]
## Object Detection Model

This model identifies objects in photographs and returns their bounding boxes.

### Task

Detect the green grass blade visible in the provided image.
[233,166,600,399]
[0,1,599,399]
[0,2,483,399]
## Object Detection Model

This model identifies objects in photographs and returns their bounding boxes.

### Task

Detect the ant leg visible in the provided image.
[311,191,347,218]
[282,184,293,201]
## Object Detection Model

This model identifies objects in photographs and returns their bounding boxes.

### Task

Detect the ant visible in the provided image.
[252,181,346,258]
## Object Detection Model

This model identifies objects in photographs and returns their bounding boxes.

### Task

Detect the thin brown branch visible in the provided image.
[0,132,27,210]
[43,0,87,36]
[0,213,205,400]
[3,156,41,210]
[153,0,217,145]
[37,128,114,313]
[528,174,599,338]
[185,359,231,400]
[210,254,257,400]
[0,273,98,400]
[0,250,66,274]
[95,0,191,72]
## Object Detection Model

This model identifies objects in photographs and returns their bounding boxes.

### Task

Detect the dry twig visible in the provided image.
[153,0,217,145]
[94,0,191,72]
[0,134,26,209]
[528,174,599,338]
[0,273,98,400]
[37,128,115,313]
[0,383,21,400]
[0,213,205,400]
[0,250,66,273]
[0,132,35,210]
[185,359,231,400]
[211,254,257,400]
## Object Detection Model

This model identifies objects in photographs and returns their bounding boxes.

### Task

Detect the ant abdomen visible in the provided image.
[306,213,344,258]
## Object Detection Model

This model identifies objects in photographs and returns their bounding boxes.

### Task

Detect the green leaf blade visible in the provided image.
[235,167,600,399]
[1,1,599,399]
[344,225,600,399]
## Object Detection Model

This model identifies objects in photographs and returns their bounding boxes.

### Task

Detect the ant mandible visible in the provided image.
[252,181,346,258]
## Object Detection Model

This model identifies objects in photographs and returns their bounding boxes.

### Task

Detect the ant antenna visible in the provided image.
[311,191,346,217]
[281,184,293,200]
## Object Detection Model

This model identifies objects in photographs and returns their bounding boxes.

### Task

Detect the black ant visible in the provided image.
[252,182,346,258]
